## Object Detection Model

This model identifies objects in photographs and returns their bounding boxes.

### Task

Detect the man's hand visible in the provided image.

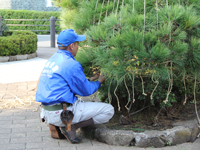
[98,74,106,84]
[89,70,106,84]
[90,71,100,81]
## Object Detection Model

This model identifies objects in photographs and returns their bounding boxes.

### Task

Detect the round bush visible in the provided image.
[0,31,37,56]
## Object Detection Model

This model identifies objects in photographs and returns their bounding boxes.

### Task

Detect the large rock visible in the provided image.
[163,126,191,145]
[134,130,165,148]
[94,128,135,146]
[81,124,134,146]
[173,119,200,142]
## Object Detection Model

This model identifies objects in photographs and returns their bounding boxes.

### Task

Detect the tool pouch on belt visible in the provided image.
[60,103,74,132]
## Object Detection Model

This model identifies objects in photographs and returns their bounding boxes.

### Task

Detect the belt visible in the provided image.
[42,103,70,111]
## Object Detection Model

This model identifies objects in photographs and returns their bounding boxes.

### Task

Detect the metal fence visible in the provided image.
[0,16,60,47]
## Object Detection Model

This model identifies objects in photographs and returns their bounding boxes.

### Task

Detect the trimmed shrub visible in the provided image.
[0,31,37,56]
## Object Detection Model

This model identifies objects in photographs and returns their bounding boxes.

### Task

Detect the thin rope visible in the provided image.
[114,78,121,111]
[183,76,188,105]
[122,0,124,6]
[169,26,172,44]
[132,0,135,13]
[112,0,116,13]
[124,77,131,110]
[164,62,173,104]
[194,76,200,125]
[93,0,99,25]
[156,0,159,31]
[98,0,105,25]
[150,76,160,100]
[120,0,124,27]
[178,0,180,6]
[105,0,110,19]
[108,78,113,104]
[166,0,168,8]
[132,73,135,103]
[140,74,147,96]
[115,0,120,17]
[142,0,146,44]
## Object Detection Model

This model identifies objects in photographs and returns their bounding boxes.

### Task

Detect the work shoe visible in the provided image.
[60,118,94,144]
[49,124,66,139]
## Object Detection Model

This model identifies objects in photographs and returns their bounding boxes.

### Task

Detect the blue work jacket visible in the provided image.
[36,50,101,105]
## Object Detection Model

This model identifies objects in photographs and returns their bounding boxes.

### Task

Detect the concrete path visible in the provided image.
[37,35,58,48]
[0,35,199,150]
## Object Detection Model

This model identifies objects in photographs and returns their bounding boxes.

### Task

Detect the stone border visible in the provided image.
[0,52,37,62]
[81,118,200,148]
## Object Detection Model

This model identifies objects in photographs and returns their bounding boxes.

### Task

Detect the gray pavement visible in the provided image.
[0,35,200,150]
[37,35,58,48]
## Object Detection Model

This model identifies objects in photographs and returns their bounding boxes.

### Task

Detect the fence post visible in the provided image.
[0,16,2,36]
[50,16,55,48]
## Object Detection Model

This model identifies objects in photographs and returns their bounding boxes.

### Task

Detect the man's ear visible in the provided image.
[68,43,74,50]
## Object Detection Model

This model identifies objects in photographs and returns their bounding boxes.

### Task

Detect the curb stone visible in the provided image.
[0,52,37,62]
[16,54,28,61]
[0,56,9,62]
[81,118,200,148]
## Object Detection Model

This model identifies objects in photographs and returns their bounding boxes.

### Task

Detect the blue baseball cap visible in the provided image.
[57,29,86,47]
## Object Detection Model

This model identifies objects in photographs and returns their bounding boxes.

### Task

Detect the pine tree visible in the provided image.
[55,0,200,123]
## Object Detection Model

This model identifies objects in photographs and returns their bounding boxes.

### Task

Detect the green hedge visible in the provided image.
[0,31,38,56]
[0,10,61,34]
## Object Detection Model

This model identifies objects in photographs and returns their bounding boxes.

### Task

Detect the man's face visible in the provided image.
[72,42,79,57]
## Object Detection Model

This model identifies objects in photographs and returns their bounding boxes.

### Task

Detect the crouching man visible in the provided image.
[36,29,114,144]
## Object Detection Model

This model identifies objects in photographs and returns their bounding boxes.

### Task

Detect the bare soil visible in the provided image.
[105,101,200,132]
